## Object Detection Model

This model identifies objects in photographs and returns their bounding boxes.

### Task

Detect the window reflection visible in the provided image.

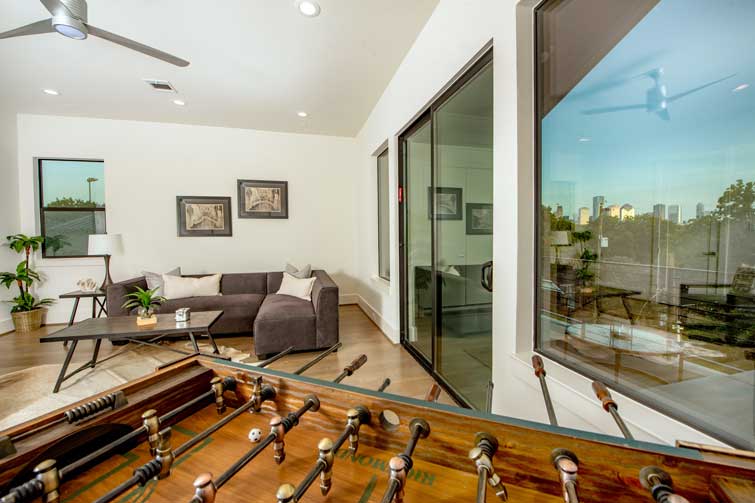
[536,0,755,449]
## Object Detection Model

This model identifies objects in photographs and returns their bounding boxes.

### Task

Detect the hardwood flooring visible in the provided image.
[0,305,456,406]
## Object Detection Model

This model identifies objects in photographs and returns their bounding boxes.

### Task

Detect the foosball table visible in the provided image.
[0,351,753,503]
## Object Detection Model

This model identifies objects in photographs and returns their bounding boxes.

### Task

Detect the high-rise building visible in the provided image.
[668,205,681,224]
[592,195,605,220]
[578,207,590,225]
[653,203,666,220]
[620,203,635,221]
[605,204,621,218]
[696,202,705,219]
[555,205,563,218]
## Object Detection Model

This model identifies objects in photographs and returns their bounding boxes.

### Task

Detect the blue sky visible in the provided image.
[42,160,105,205]
[542,0,755,220]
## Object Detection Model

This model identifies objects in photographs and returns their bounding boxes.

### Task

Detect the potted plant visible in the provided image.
[122,286,165,326]
[571,230,598,293]
[0,234,54,332]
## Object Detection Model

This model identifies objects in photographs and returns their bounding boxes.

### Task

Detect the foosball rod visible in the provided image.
[424,383,441,402]
[591,381,634,440]
[532,355,558,426]
[551,448,580,503]
[379,418,431,503]
[0,376,239,503]
[277,406,371,502]
[639,466,690,503]
[256,346,295,368]
[292,342,342,375]
[9,390,128,444]
[377,378,391,392]
[469,432,508,503]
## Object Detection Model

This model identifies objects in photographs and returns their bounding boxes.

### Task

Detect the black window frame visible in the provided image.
[38,157,107,259]
[377,147,391,281]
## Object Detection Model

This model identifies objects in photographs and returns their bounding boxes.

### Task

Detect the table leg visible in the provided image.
[68,298,80,326]
[206,331,220,354]
[91,339,102,366]
[53,340,78,393]
[96,297,107,317]
[188,332,200,353]
[621,296,635,325]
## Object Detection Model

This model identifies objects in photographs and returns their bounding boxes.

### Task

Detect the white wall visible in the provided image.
[350,0,725,447]
[16,114,358,324]
[0,112,20,332]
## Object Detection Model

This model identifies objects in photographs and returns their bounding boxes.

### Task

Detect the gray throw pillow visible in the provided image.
[285,263,312,279]
[143,267,181,296]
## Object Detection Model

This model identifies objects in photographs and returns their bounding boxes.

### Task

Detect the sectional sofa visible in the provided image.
[106,270,339,358]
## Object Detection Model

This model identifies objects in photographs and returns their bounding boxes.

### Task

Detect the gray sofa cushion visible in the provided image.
[253,294,316,356]
[156,293,265,334]
[220,273,268,295]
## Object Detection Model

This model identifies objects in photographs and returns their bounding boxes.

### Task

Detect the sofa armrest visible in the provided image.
[106,276,148,317]
[311,270,339,347]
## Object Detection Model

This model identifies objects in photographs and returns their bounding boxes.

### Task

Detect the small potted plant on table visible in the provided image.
[572,230,598,293]
[0,234,54,333]
[122,287,165,326]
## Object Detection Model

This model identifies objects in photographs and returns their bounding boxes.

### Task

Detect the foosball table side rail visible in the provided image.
[210,360,755,503]
[0,362,215,490]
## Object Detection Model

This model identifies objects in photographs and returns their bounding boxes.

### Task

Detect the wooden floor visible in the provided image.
[0,305,456,405]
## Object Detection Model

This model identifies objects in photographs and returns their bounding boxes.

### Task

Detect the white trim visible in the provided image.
[370,275,391,289]
[0,317,13,335]
[339,293,359,305]
[352,293,398,343]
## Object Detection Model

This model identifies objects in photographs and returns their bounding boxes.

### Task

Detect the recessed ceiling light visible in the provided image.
[297,111,308,117]
[297,1,321,17]
[733,83,750,93]
[173,99,186,106]
[578,137,591,142]
[42,89,60,96]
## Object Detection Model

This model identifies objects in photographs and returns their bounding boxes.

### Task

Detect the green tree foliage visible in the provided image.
[47,197,101,208]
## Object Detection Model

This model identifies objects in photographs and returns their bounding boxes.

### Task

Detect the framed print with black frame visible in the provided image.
[176,196,233,237]
[427,186,462,220]
[466,203,493,235]
[237,179,289,219]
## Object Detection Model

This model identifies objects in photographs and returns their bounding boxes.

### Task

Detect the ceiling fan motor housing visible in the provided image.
[59,0,88,22]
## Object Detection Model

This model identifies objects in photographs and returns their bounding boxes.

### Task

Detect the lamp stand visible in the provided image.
[100,254,114,291]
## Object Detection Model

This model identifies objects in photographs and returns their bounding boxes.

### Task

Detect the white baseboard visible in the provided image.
[339,293,359,305]
[0,317,12,335]
[353,294,398,343]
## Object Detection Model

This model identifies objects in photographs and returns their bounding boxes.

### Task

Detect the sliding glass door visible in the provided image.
[400,51,493,409]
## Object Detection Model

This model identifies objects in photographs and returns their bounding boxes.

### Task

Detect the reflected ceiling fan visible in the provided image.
[582,67,734,121]
[0,0,189,67]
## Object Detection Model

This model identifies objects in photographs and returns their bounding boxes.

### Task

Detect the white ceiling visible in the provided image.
[0,0,438,136]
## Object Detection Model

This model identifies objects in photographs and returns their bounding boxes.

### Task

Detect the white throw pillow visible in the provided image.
[143,267,181,296]
[276,272,316,301]
[163,273,222,299]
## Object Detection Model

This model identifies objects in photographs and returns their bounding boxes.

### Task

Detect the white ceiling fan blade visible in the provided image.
[0,18,53,39]
[86,24,190,67]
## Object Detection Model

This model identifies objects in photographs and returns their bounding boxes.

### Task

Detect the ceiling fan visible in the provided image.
[0,0,189,67]
[582,67,734,121]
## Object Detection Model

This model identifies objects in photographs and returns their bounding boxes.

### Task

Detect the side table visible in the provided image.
[59,289,108,326]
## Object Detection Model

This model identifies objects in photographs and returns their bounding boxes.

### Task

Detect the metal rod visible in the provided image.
[215,434,276,488]
[293,459,327,500]
[293,342,342,375]
[174,399,257,458]
[591,381,634,440]
[476,469,488,503]
[565,481,580,503]
[377,378,391,392]
[532,355,558,426]
[333,354,368,383]
[485,381,494,413]
[257,347,295,368]
[380,479,401,503]
[378,418,430,503]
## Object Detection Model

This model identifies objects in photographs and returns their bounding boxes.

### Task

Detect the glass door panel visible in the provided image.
[404,119,433,360]
[434,62,494,408]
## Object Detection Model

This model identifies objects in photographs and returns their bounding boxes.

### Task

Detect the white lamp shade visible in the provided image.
[88,234,123,256]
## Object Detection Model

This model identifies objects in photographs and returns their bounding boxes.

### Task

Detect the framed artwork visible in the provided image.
[237,180,289,219]
[428,187,462,220]
[466,203,493,235]
[176,196,233,237]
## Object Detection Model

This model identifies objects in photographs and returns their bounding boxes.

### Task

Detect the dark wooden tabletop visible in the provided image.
[39,310,223,343]
[59,289,106,298]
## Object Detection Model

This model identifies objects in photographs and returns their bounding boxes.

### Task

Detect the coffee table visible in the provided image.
[40,311,226,393]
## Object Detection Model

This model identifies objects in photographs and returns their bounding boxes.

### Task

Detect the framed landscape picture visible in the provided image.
[427,186,462,220]
[176,196,233,237]
[237,180,289,219]
[466,203,493,235]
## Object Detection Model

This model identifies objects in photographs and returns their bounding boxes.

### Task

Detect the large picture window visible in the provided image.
[39,159,106,258]
[535,0,755,449]
[377,148,390,280]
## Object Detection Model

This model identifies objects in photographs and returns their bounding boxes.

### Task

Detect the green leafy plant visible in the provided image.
[0,234,54,313]
[571,230,598,286]
[122,286,166,313]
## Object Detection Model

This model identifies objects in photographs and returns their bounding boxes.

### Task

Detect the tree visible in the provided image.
[715,179,754,222]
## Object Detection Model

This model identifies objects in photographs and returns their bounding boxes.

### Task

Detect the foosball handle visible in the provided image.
[344,354,368,376]
[591,381,617,412]
[192,473,217,503]
[532,355,546,377]
[424,384,441,402]
[211,377,226,415]
[639,466,690,503]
